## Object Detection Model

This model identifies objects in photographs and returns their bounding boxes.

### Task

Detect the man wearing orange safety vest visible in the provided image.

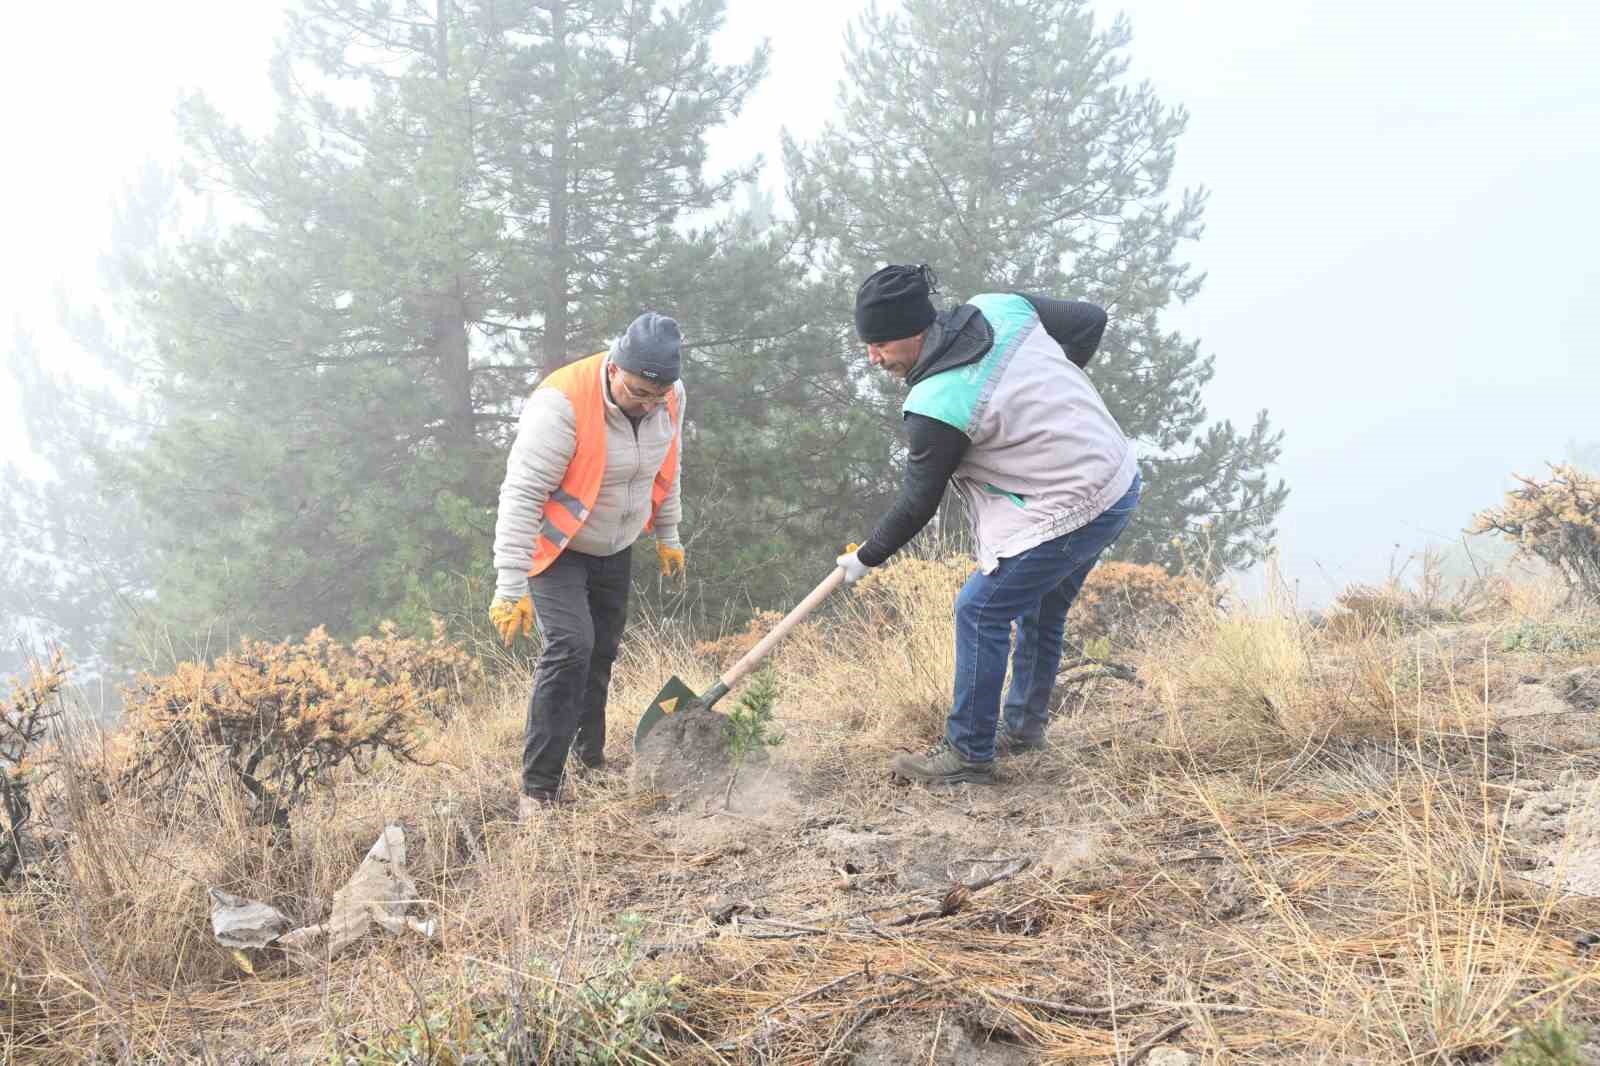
[490,312,687,816]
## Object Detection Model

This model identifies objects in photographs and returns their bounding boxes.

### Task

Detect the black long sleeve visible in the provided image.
[1018,293,1107,367]
[857,414,970,566]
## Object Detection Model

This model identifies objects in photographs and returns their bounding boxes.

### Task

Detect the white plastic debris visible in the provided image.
[209,824,437,964]
[207,888,291,949]
[279,824,439,962]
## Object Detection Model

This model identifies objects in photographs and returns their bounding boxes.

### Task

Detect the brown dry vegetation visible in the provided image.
[5,552,1600,1064]
[1473,465,1600,603]
[117,621,478,836]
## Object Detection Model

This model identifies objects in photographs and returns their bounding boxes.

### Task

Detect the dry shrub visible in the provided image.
[1150,559,1519,752]
[1320,546,1541,642]
[348,619,484,723]
[1320,604,1393,644]
[1333,581,1456,634]
[2,652,68,887]
[1473,464,1600,603]
[1071,560,1213,646]
[121,626,441,834]
[1492,562,1576,622]
[691,610,785,670]
[0,659,526,1063]
[0,661,540,1064]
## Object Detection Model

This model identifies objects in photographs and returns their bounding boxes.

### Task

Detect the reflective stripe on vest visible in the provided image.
[527,352,681,576]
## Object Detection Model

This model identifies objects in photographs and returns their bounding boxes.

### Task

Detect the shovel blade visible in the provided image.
[633,674,701,752]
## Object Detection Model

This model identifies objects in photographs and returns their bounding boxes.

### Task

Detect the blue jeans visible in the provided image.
[948,473,1141,761]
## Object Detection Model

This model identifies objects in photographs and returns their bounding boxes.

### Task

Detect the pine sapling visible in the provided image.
[722,667,784,807]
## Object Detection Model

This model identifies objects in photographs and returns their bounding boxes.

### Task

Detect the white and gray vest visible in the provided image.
[903,293,1137,572]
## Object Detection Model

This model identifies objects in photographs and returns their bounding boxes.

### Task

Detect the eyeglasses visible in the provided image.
[613,371,672,405]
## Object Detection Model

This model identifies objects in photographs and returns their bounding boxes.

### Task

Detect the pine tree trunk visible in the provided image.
[435,0,448,76]
[541,0,572,377]
[433,1,474,453]
[435,292,474,453]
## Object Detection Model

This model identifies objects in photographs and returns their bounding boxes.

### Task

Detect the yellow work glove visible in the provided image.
[657,542,686,578]
[489,595,534,646]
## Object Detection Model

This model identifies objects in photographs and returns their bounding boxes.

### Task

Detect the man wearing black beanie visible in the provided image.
[839,265,1142,786]
[855,263,939,347]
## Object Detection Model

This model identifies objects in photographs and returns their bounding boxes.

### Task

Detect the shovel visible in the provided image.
[632,565,847,751]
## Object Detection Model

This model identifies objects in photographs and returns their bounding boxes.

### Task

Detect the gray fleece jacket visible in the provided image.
[493,353,684,602]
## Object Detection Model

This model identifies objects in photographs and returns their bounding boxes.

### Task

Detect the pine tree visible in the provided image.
[116,0,768,641]
[0,166,168,680]
[783,0,1287,572]
[0,327,153,680]
[629,197,893,623]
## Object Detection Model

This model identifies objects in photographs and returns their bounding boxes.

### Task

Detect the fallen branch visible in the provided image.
[820,1006,885,1063]
[737,915,831,940]
[816,975,958,1063]
[641,940,708,960]
[888,858,1034,927]
[1163,808,1381,859]
[964,857,1034,891]
[981,987,1153,1020]
[1259,808,1380,848]
[1058,657,1140,683]
[1127,1020,1192,1064]
[766,968,867,1016]
[728,858,1040,939]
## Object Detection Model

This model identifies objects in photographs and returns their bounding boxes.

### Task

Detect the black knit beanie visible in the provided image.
[854,264,939,343]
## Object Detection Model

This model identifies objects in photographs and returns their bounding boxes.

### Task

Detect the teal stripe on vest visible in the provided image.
[903,293,1036,435]
[968,292,1036,347]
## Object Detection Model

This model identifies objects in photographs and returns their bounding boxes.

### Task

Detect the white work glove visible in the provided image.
[836,543,873,585]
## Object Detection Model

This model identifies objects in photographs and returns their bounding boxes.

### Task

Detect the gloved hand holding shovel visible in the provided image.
[633,548,863,749]
[835,541,873,585]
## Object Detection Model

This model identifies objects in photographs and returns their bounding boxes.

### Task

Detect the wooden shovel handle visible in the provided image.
[719,567,846,692]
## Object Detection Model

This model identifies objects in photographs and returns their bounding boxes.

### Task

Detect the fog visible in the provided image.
[2,0,1595,663]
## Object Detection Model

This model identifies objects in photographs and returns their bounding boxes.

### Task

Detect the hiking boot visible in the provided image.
[890,742,995,786]
[993,729,1047,758]
[519,788,568,819]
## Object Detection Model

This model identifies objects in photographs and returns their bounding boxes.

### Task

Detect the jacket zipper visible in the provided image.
[618,414,643,554]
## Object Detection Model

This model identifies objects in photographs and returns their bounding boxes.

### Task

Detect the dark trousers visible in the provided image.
[522,546,632,793]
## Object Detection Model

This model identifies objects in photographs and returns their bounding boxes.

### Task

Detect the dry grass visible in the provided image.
[5,554,1600,1063]
[776,554,970,755]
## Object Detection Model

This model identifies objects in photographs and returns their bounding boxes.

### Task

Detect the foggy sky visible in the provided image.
[3,0,1595,606]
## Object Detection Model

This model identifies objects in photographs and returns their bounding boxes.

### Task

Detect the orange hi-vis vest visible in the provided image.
[528,352,681,576]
